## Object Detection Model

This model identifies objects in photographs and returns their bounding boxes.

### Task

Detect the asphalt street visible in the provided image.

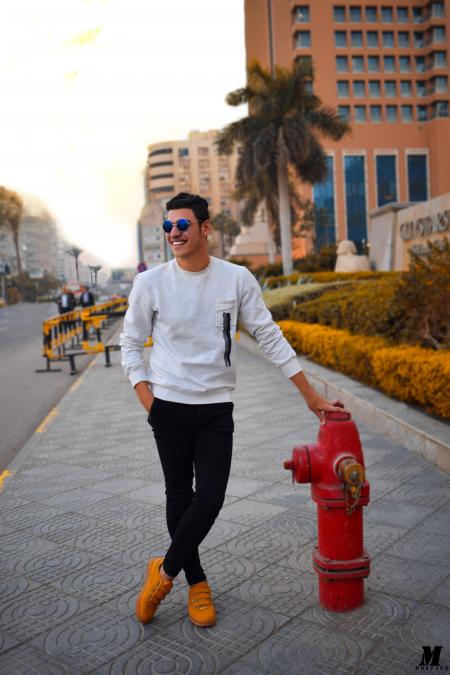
[0,302,112,471]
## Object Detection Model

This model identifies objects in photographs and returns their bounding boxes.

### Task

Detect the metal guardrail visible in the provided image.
[36,298,153,375]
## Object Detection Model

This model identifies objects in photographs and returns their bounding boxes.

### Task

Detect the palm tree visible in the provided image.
[90,265,102,288]
[210,212,241,257]
[66,246,83,281]
[217,60,350,275]
[0,186,24,274]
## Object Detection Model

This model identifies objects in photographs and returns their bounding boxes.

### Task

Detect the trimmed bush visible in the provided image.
[263,282,350,322]
[278,320,450,418]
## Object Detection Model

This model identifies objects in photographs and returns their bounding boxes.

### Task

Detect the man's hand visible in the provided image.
[290,370,349,425]
[134,381,154,413]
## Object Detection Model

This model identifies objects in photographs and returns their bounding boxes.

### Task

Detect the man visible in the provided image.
[80,286,95,308]
[119,192,346,627]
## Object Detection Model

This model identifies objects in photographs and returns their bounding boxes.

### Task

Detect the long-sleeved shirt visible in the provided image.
[119,256,301,403]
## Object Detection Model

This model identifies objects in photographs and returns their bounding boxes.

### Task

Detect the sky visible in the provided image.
[0,0,246,268]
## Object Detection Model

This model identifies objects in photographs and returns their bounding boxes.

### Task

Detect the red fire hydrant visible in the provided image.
[283,407,370,612]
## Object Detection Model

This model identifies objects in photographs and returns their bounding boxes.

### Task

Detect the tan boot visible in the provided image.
[188,580,216,627]
[135,557,173,624]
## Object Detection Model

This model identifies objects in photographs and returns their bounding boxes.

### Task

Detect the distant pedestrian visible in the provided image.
[120,192,347,628]
[58,289,75,314]
[80,287,95,308]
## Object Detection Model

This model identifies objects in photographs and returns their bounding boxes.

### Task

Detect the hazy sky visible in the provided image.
[0,0,246,268]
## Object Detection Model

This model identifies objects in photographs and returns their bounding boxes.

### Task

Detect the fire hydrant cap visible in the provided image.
[325,410,351,421]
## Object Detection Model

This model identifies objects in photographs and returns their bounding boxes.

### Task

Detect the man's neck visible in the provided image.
[175,252,211,272]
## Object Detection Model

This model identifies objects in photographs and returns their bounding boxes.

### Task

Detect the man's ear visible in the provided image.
[202,220,213,238]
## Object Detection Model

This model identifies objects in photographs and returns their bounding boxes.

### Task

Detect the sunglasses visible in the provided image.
[162,218,192,233]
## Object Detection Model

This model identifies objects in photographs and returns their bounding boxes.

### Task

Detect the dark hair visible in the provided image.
[165,192,209,224]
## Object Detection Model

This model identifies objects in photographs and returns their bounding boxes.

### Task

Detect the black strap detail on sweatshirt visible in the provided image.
[223,312,231,367]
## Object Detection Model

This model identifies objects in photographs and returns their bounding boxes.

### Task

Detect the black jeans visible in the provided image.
[148,397,234,585]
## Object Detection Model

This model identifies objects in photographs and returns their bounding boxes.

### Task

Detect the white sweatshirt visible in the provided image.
[119,257,301,403]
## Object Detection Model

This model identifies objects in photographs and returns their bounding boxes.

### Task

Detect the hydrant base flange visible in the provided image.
[313,547,371,579]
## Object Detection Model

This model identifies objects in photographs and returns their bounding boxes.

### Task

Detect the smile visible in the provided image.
[171,241,187,246]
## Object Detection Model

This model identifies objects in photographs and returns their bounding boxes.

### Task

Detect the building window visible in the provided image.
[381,7,393,22]
[432,100,449,117]
[376,155,397,206]
[337,80,350,97]
[414,31,424,48]
[198,147,209,156]
[432,27,446,43]
[431,2,445,18]
[149,148,173,157]
[333,6,346,22]
[294,6,310,22]
[369,80,381,97]
[344,155,367,251]
[417,105,428,121]
[313,156,336,249]
[150,186,174,193]
[366,31,379,47]
[383,31,395,48]
[400,80,412,96]
[295,31,311,47]
[412,7,423,23]
[397,7,409,23]
[354,80,366,97]
[398,31,410,48]
[370,105,382,121]
[352,55,364,72]
[386,105,398,121]
[336,56,349,72]
[407,155,428,201]
[296,55,313,70]
[433,75,448,92]
[401,105,413,121]
[335,31,347,47]
[365,6,377,22]
[368,55,380,72]
[152,173,174,180]
[383,56,396,71]
[416,80,426,96]
[149,160,173,168]
[433,51,447,68]
[415,56,426,72]
[198,159,210,169]
[350,6,362,22]
[351,31,363,47]
[178,148,189,158]
[354,105,367,121]
[338,105,351,120]
[399,56,411,72]
[385,80,396,97]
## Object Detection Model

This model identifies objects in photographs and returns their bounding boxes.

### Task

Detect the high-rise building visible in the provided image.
[245,0,450,252]
[145,130,243,257]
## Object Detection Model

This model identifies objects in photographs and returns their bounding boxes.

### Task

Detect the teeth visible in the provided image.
[172,241,186,245]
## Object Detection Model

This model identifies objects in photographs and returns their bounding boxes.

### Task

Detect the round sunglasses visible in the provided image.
[162,218,192,233]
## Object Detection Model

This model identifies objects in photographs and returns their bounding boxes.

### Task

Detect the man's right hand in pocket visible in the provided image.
[134,381,154,413]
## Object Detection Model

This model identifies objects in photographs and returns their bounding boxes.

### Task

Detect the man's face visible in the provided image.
[165,208,211,260]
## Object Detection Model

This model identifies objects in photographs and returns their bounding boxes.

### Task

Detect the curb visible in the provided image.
[238,333,450,474]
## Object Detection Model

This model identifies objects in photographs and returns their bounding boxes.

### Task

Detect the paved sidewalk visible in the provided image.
[0,339,449,674]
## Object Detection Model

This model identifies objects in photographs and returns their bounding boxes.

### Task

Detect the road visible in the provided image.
[0,302,121,471]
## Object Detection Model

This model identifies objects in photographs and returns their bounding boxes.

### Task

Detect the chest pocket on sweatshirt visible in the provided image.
[216,299,237,327]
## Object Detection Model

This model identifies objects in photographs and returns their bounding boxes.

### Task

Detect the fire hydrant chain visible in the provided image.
[344,481,363,516]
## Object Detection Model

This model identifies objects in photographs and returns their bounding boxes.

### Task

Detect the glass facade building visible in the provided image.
[313,156,336,249]
[344,155,367,250]
[376,155,397,206]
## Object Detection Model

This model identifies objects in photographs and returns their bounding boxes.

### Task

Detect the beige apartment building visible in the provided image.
[245,0,450,257]
[141,130,242,260]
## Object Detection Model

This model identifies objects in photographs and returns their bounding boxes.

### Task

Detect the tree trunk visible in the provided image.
[276,135,293,275]
[12,229,22,275]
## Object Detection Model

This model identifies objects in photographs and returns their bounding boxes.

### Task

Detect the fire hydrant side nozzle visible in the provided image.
[283,408,371,613]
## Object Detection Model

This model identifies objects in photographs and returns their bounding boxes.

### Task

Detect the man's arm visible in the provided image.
[239,268,348,423]
[119,273,154,413]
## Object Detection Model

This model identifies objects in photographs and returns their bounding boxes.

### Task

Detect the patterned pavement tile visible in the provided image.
[215,525,303,567]
[13,547,106,586]
[110,584,188,632]
[0,570,39,604]
[55,559,143,604]
[425,574,450,609]
[0,499,61,531]
[251,481,315,510]
[389,530,450,565]
[218,499,288,528]
[201,519,252,550]
[368,554,446,601]
[227,567,317,617]
[225,476,270,499]
[25,512,102,545]
[43,488,113,512]
[109,530,171,566]
[84,476,150,495]
[353,639,422,674]
[126,482,166,505]
[363,521,409,558]
[398,602,450,652]
[301,591,417,642]
[262,507,317,540]
[70,521,149,559]
[31,605,143,673]
[170,596,290,672]
[375,480,449,510]
[0,630,19,656]
[0,586,91,642]
[192,549,266,595]
[0,531,60,570]
[365,500,436,529]
[366,458,425,482]
[417,504,450,536]
[230,460,287,484]
[0,644,76,674]
[229,616,374,675]
[75,496,165,531]
[95,634,219,675]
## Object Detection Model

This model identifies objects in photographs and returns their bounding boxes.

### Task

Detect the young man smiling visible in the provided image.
[119,192,345,627]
